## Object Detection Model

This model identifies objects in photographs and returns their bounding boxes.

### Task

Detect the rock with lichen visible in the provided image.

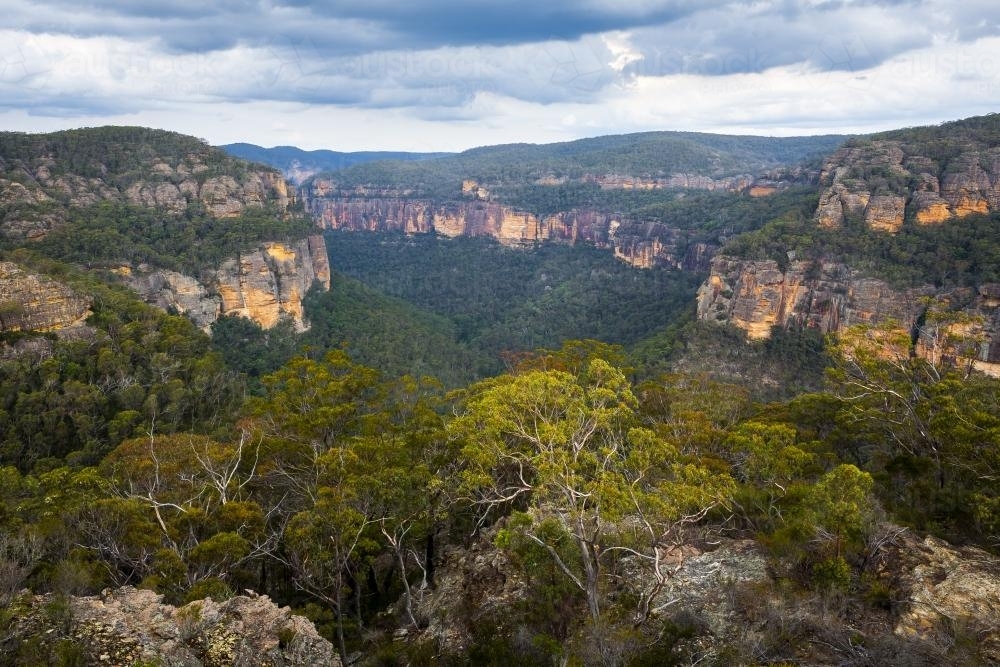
[3,586,339,666]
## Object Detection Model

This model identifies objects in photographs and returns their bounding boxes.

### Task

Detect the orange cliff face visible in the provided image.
[814,140,1000,232]
[303,195,717,270]
[125,235,331,332]
[0,262,91,333]
[211,235,331,332]
[698,256,1000,372]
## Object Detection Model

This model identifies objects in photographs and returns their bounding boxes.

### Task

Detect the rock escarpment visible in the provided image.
[0,261,91,332]
[697,256,1000,374]
[0,130,292,241]
[696,257,930,340]
[815,135,1000,232]
[298,145,813,269]
[125,235,331,331]
[5,586,338,666]
[303,195,714,271]
[0,128,328,332]
[701,118,1000,365]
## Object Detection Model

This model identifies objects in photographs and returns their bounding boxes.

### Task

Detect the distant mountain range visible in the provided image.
[220,143,452,184]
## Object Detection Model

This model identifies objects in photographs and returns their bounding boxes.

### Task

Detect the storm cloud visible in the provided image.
[0,0,997,149]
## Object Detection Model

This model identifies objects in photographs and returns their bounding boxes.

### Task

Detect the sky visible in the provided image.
[0,0,998,152]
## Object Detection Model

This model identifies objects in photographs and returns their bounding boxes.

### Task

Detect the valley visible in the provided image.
[2,116,1000,665]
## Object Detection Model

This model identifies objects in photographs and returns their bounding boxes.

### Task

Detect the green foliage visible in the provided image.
[301,274,487,387]
[310,132,844,200]
[826,323,1000,545]
[27,202,314,276]
[641,320,828,399]
[0,127,253,186]
[210,315,299,388]
[452,359,734,629]
[321,231,701,380]
[0,254,243,470]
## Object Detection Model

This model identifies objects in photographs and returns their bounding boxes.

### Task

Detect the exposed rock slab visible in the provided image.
[125,235,331,331]
[698,255,1000,373]
[304,195,712,270]
[814,138,1000,231]
[886,534,1000,663]
[0,261,91,332]
[7,586,338,666]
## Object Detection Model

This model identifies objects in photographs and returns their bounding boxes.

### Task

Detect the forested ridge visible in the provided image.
[725,114,1000,287]
[0,126,317,276]
[304,131,844,201]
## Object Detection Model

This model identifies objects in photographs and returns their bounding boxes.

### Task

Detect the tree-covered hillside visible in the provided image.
[306,131,845,201]
[221,143,452,182]
[320,232,701,376]
[723,114,1000,288]
[1,126,257,186]
[0,127,316,276]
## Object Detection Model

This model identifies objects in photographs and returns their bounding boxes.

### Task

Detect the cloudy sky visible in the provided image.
[0,0,998,151]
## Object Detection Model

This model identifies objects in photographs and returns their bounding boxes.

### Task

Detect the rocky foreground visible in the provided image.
[4,587,338,666]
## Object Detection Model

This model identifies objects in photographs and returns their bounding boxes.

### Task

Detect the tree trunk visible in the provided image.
[425,530,436,589]
[396,544,418,628]
[578,540,601,625]
[334,589,348,666]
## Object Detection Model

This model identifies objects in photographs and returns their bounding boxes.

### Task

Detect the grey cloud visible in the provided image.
[1,0,998,121]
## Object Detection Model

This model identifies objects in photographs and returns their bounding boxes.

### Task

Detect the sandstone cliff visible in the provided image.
[702,117,1000,363]
[697,256,1000,375]
[814,136,1000,232]
[5,586,338,666]
[125,235,331,331]
[0,128,328,332]
[0,129,292,241]
[0,261,90,332]
[303,195,714,270]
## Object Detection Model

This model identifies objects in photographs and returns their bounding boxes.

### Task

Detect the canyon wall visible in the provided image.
[0,262,91,332]
[699,126,1000,372]
[697,256,1000,375]
[302,195,714,271]
[814,140,1000,232]
[125,235,331,332]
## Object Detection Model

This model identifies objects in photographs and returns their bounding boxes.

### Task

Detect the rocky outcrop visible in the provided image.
[213,236,330,330]
[696,257,930,340]
[884,533,1000,663]
[697,256,1000,374]
[588,173,756,192]
[5,586,338,666]
[304,195,712,270]
[125,235,331,331]
[814,138,1000,231]
[0,261,90,332]
[414,532,529,655]
[1,130,293,241]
